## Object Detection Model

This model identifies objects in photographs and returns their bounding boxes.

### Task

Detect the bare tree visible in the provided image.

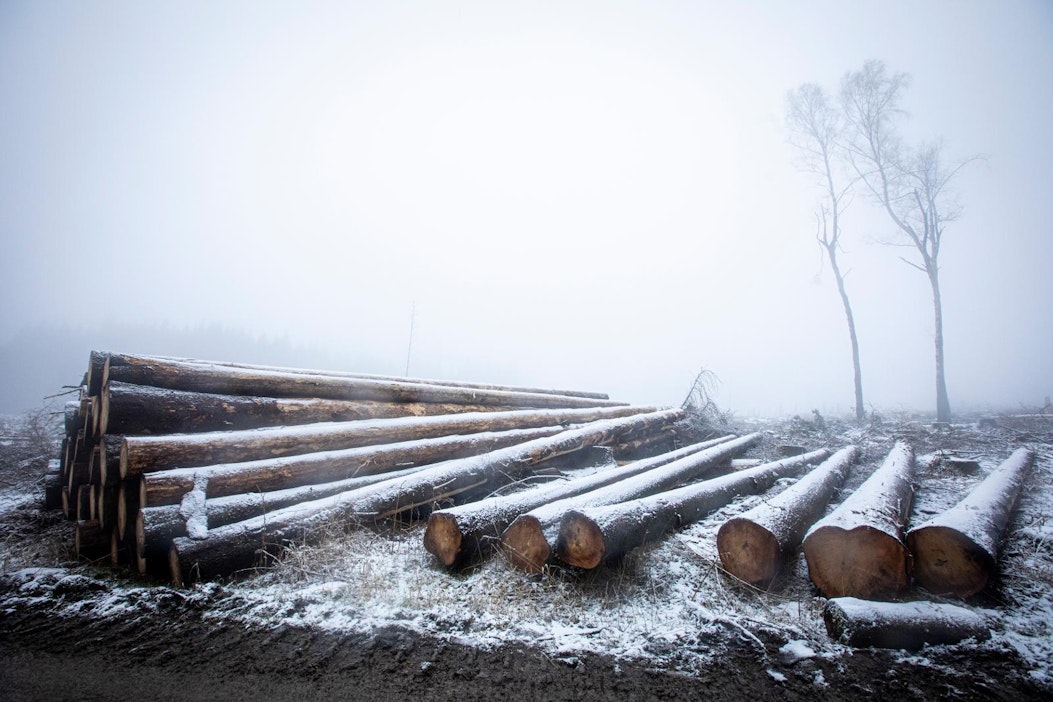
[786,83,865,421]
[840,60,978,422]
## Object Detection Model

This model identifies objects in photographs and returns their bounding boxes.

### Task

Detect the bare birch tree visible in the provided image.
[786,83,865,421]
[840,60,978,422]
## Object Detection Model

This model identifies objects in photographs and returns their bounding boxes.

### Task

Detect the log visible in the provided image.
[556,449,832,569]
[501,434,762,573]
[86,350,108,395]
[64,400,81,435]
[75,519,108,559]
[102,353,623,409]
[426,435,740,568]
[141,424,571,507]
[823,597,990,650]
[121,405,649,477]
[717,446,859,586]
[117,482,140,542]
[96,484,119,530]
[138,352,610,399]
[99,381,541,436]
[610,430,678,461]
[137,463,429,562]
[76,484,93,521]
[99,435,122,487]
[802,442,916,599]
[169,408,683,583]
[907,447,1035,598]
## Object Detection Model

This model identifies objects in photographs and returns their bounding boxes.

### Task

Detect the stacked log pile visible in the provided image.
[52,351,690,580]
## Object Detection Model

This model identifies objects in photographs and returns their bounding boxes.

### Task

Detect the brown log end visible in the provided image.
[802,525,911,599]
[716,518,781,586]
[555,511,606,570]
[423,513,463,567]
[169,545,186,587]
[501,515,550,573]
[907,526,994,599]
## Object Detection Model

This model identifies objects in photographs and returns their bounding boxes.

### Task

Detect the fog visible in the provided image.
[1,1,1051,416]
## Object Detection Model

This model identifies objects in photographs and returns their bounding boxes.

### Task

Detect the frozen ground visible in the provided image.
[1,412,1051,700]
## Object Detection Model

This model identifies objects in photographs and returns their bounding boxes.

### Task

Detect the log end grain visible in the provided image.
[906,526,994,599]
[554,511,606,570]
[802,525,911,599]
[716,517,781,586]
[500,515,551,573]
[422,512,463,567]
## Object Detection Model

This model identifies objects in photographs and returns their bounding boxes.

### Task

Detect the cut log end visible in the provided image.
[554,511,606,570]
[803,525,911,599]
[501,516,551,573]
[716,518,781,586]
[169,546,185,587]
[422,513,463,567]
[906,526,994,599]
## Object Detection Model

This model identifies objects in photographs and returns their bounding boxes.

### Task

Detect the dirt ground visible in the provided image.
[2,411,1051,701]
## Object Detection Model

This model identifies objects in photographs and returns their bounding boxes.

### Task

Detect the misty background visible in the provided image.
[1,1,1050,417]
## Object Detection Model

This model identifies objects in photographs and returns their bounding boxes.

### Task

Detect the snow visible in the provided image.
[779,639,818,664]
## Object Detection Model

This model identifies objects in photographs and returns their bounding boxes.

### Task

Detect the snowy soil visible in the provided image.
[2,414,1052,699]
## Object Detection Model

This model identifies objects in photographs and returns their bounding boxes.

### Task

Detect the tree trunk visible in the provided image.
[169,408,682,583]
[140,425,570,507]
[137,463,428,563]
[425,435,740,568]
[824,597,989,650]
[556,449,831,569]
[930,267,951,422]
[802,442,915,599]
[716,446,859,585]
[501,434,764,573]
[102,353,623,409]
[907,447,1035,597]
[827,246,865,422]
[99,381,548,436]
[106,351,609,399]
[120,405,648,477]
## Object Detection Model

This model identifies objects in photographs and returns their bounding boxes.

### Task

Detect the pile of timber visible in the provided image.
[50,351,693,581]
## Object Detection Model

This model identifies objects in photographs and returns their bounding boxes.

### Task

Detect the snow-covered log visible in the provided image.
[99,381,544,436]
[120,405,648,477]
[717,446,859,585]
[823,597,990,649]
[102,353,624,409]
[500,434,764,573]
[424,435,738,568]
[555,449,832,569]
[100,350,610,400]
[907,447,1036,598]
[168,409,682,583]
[140,425,569,507]
[802,442,915,599]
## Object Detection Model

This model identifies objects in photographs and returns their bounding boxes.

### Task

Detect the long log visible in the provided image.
[555,449,832,569]
[169,408,683,583]
[802,442,915,599]
[102,354,622,409]
[501,434,763,573]
[120,405,649,477]
[99,381,539,436]
[907,447,1035,598]
[717,446,859,586]
[426,434,739,568]
[141,425,573,507]
[137,463,430,562]
[823,597,990,650]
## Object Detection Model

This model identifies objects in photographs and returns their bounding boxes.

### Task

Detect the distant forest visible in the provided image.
[0,323,388,415]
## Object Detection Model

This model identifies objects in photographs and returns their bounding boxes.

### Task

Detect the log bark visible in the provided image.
[169,409,682,583]
[87,350,108,395]
[104,351,610,399]
[802,442,915,599]
[140,425,570,507]
[75,519,108,559]
[102,353,622,409]
[556,449,832,569]
[501,434,762,573]
[610,430,678,461]
[823,597,989,650]
[137,463,428,562]
[76,484,93,521]
[121,405,649,477]
[426,435,739,568]
[907,447,1035,598]
[99,381,541,436]
[717,446,859,586]
[118,482,140,542]
[99,435,122,487]
[64,400,82,435]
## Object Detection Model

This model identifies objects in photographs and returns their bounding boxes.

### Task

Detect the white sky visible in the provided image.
[1,1,1051,415]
